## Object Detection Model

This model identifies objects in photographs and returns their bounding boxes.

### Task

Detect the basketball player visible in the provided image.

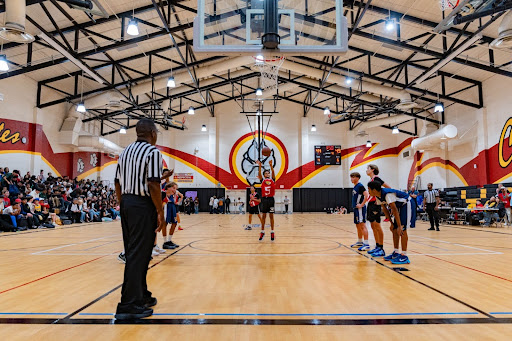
[245,185,262,230]
[367,181,416,265]
[162,182,180,249]
[350,172,370,251]
[175,189,184,231]
[257,160,276,241]
[365,164,390,258]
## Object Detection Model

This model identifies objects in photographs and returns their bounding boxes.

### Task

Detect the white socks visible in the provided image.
[165,235,172,242]
[357,238,363,243]
[363,239,369,245]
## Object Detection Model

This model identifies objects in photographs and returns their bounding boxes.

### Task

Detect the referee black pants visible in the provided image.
[117,195,157,311]
[426,203,440,229]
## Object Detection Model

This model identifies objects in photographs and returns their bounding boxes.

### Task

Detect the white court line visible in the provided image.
[413,236,500,254]
[174,253,359,257]
[412,252,503,256]
[33,253,115,256]
[31,234,119,255]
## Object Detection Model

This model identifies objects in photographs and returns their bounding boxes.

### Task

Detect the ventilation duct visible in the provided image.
[0,0,34,43]
[491,10,512,49]
[411,125,458,150]
[357,115,414,131]
[77,135,124,155]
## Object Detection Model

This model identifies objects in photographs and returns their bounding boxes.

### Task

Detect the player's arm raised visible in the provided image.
[257,161,263,181]
[269,160,276,180]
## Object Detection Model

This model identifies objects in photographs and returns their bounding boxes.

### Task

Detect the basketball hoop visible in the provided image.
[439,0,459,11]
[252,55,285,91]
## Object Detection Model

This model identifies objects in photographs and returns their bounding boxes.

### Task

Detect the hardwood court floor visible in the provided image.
[1,213,512,340]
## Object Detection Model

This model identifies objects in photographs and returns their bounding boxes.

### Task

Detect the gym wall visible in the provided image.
[2,72,512,190]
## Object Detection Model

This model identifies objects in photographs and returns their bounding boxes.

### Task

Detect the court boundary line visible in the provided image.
[31,234,119,255]
[1,317,512,326]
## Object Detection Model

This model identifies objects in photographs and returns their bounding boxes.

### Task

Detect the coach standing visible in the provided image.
[423,183,441,231]
[114,119,166,320]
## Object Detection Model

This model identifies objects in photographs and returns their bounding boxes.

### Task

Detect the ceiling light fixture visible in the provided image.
[366,140,372,148]
[385,19,396,31]
[392,126,399,134]
[256,88,263,96]
[201,125,207,132]
[311,124,317,132]
[0,54,9,71]
[127,18,139,36]
[120,127,127,134]
[324,107,331,115]
[76,101,86,113]
[188,106,195,115]
[345,77,353,85]
[434,102,444,113]
[167,76,176,88]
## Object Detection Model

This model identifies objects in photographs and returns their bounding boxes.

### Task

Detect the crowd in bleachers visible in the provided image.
[0,167,119,232]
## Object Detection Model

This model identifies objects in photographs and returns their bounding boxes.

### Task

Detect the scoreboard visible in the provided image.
[315,145,342,165]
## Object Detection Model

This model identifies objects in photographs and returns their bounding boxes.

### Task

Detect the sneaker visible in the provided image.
[117,252,126,263]
[350,242,363,248]
[371,249,386,258]
[367,247,379,254]
[383,251,400,261]
[245,225,252,230]
[436,228,440,231]
[178,227,183,231]
[152,249,160,257]
[428,227,435,230]
[259,232,265,241]
[162,241,177,250]
[358,244,370,251]
[271,232,275,241]
[115,306,153,320]
[391,254,410,264]
[154,245,166,254]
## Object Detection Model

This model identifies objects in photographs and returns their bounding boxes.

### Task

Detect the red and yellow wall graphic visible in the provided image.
[0,118,116,179]
[3,118,512,188]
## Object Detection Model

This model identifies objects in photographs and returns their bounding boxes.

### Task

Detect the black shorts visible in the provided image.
[260,197,275,214]
[367,201,381,223]
[248,205,260,215]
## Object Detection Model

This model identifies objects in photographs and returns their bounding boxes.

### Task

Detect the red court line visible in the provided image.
[0,254,112,295]
[409,250,512,283]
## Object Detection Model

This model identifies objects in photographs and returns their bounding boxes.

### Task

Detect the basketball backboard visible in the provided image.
[435,0,503,32]
[193,0,348,56]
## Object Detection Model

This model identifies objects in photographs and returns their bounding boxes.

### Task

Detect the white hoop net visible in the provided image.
[252,56,285,91]
[438,0,459,11]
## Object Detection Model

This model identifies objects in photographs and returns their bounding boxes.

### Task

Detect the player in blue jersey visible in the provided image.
[350,172,370,251]
[367,181,416,265]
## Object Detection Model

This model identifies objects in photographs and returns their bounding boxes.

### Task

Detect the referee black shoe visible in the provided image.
[144,296,157,308]
[115,306,153,320]
[428,227,435,230]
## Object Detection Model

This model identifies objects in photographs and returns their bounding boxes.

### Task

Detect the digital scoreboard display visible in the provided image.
[315,145,342,165]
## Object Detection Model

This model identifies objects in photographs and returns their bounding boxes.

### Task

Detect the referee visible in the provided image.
[423,183,441,231]
[114,119,166,320]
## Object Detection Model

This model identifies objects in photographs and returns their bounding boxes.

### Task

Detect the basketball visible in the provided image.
[262,147,271,156]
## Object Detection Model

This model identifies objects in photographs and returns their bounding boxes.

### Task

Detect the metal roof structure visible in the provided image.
[1,0,511,135]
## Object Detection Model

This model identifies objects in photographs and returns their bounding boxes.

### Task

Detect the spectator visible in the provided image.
[37,170,45,183]
[283,196,290,214]
[3,201,22,230]
[238,198,244,214]
[70,198,83,223]
[218,197,224,214]
[483,197,499,226]
[497,185,511,226]
[194,197,199,214]
[225,196,231,214]
[340,206,347,214]
[209,196,214,214]
[213,196,219,214]
[20,196,38,229]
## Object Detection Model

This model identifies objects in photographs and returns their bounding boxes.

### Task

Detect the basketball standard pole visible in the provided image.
[262,0,279,49]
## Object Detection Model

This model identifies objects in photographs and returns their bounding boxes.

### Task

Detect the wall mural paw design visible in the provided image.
[241,139,277,186]
[90,153,98,167]
[77,158,85,174]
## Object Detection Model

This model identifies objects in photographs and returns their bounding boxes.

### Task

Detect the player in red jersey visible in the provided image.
[257,160,276,241]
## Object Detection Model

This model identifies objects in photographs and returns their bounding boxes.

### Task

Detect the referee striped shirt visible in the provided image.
[424,189,439,204]
[115,141,163,197]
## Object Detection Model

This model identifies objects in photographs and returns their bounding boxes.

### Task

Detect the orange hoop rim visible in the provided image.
[253,55,285,63]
